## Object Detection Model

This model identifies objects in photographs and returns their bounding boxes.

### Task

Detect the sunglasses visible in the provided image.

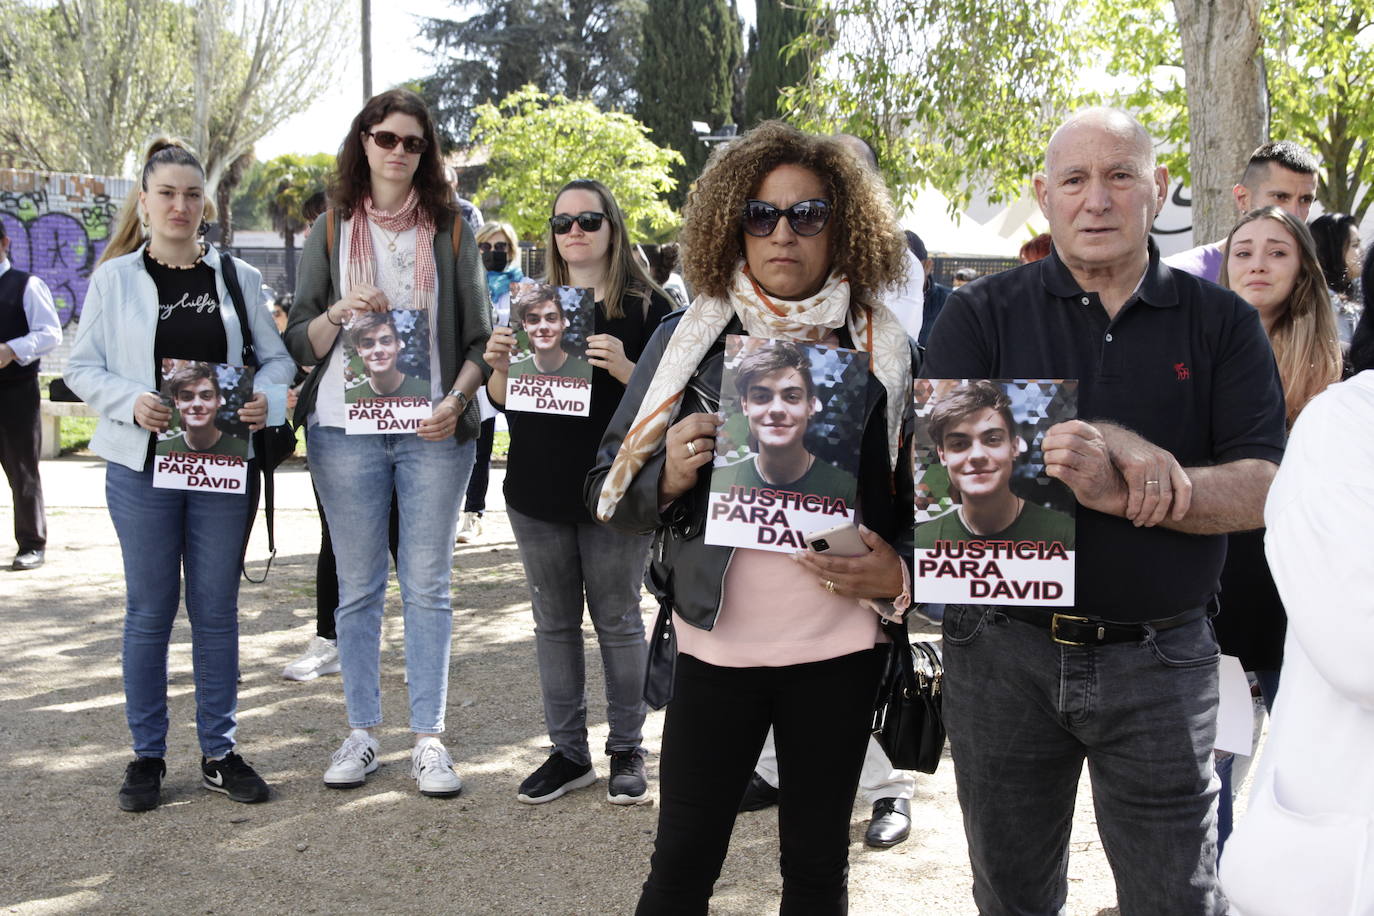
[741,199,832,238]
[478,241,510,252]
[549,211,606,234]
[364,130,428,155]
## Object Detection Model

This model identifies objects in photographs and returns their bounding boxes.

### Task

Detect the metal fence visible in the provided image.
[929,255,1020,287]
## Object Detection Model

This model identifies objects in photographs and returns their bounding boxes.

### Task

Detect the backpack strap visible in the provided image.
[325,208,336,260]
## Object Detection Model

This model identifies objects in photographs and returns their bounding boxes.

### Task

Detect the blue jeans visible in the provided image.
[507,506,651,764]
[308,426,474,733]
[942,605,1225,916]
[106,461,254,759]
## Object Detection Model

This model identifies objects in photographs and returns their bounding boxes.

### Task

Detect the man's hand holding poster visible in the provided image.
[153,359,252,493]
[913,378,1078,606]
[504,282,594,417]
[705,337,865,553]
[343,308,432,434]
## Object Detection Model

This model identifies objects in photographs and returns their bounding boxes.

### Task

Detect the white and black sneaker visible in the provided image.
[201,751,270,803]
[516,751,596,804]
[411,737,463,797]
[323,729,379,789]
[607,750,652,806]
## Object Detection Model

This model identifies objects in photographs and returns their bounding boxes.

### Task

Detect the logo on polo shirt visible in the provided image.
[1174,362,1190,380]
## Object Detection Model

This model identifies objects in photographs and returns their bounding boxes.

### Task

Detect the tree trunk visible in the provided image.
[1173,0,1268,245]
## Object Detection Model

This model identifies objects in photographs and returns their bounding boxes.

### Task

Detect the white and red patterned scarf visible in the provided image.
[595,265,910,521]
[347,188,437,311]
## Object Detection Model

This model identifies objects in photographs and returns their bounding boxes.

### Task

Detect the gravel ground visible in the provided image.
[0,457,1129,915]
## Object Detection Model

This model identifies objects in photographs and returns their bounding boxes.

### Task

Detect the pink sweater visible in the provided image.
[674,547,881,668]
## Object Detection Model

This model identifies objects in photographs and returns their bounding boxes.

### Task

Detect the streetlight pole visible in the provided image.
[361,0,373,101]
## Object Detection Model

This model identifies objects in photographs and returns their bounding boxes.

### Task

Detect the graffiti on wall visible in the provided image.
[1,170,134,326]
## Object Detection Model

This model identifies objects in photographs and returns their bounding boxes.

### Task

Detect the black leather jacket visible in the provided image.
[584,310,916,631]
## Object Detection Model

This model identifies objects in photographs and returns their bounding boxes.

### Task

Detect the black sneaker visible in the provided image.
[607,750,651,806]
[201,751,270,803]
[118,757,165,812]
[738,771,779,812]
[516,751,596,804]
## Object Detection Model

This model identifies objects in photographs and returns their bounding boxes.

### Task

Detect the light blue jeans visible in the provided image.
[308,426,474,733]
[507,506,651,765]
[106,461,253,759]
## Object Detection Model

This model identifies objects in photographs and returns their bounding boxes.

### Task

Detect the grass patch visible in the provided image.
[60,416,98,453]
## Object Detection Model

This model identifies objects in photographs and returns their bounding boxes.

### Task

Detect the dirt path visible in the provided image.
[0,458,1123,915]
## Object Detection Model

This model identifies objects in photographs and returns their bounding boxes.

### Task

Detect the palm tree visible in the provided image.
[245,152,334,288]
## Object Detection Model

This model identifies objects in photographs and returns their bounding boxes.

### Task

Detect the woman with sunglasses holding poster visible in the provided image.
[284,89,490,798]
[588,123,914,912]
[484,179,671,806]
[67,138,295,811]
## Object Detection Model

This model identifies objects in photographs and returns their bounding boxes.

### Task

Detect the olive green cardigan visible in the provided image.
[283,209,493,442]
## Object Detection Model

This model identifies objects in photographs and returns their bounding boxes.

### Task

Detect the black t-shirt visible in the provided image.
[145,250,229,462]
[503,289,672,523]
[922,242,1286,620]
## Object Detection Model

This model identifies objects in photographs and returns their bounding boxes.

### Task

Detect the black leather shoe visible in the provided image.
[11,549,44,571]
[865,797,911,848]
[738,772,780,812]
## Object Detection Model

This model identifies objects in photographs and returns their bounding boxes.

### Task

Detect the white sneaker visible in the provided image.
[323,730,379,789]
[283,636,340,681]
[412,737,463,797]
[455,512,483,544]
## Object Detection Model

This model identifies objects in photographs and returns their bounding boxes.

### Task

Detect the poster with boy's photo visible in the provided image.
[342,308,432,434]
[152,359,252,494]
[913,378,1078,606]
[504,282,594,417]
[705,336,865,554]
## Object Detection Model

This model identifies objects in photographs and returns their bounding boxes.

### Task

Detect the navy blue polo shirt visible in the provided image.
[922,241,1286,621]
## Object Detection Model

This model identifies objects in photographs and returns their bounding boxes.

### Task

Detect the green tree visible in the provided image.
[636,0,742,208]
[471,86,683,239]
[241,152,334,287]
[421,0,646,147]
[779,0,1092,214]
[742,0,813,127]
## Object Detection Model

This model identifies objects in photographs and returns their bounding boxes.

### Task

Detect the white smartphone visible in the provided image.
[804,523,868,557]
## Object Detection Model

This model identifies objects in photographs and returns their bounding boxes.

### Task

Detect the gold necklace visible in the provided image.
[147,243,206,270]
[376,225,401,252]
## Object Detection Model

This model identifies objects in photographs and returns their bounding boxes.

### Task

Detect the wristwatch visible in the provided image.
[446,388,470,413]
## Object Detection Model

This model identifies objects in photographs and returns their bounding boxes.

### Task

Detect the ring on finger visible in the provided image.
[1145,479,1160,485]
[824,579,836,593]
[686,440,698,457]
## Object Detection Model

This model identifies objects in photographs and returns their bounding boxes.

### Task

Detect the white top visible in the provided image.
[882,249,925,344]
[0,258,62,363]
[1219,370,1374,916]
[309,217,442,429]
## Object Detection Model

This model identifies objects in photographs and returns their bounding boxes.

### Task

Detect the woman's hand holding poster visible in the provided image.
[705,337,865,553]
[913,378,1078,606]
[342,308,432,434]
[152,358,252,493]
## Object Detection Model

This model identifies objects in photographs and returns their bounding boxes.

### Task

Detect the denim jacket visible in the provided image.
[67,244,296,471]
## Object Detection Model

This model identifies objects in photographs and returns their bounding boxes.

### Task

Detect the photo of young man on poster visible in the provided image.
[508,283,593,382]
[343,311,431,404]
[155,362,250,459]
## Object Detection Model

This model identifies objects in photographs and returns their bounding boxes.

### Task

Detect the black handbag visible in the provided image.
[873,620,946,774]
[220,250,296,582]
[643,597,677,710]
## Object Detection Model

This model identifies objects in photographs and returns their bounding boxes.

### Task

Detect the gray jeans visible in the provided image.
[941,605,1225,916]
[507,507,651,766]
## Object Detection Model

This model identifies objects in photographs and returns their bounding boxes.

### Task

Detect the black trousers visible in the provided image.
[463,417,496,515]
[636,648,882,916]
[313,483,398,640]
[0,377,45,552]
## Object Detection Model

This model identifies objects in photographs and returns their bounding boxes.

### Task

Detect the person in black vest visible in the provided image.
[0,219,62,571]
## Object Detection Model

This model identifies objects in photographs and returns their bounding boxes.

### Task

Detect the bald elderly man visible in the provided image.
[922,108,1286,915]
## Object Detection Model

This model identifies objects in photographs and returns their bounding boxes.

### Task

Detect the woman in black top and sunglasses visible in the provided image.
[484,179,671,806]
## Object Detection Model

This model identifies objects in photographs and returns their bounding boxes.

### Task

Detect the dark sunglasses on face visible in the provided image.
[365,130,428,155]
[478,241,510,252]
[549,211,606,235]
[741,198,832,238]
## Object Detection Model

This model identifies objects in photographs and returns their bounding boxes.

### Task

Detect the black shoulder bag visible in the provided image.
[221,251,297,583]
[872,620,946,774]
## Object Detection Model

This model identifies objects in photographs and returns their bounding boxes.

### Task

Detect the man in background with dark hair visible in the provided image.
[906,231,951,351]
[1166,140,1320,283]
[0,220,61,571]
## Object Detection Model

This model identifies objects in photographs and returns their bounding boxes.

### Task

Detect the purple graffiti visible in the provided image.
[1,210,108,326]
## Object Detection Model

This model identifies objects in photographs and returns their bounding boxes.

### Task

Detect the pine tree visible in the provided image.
[635,0,743,207]
[742,0,812,128]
